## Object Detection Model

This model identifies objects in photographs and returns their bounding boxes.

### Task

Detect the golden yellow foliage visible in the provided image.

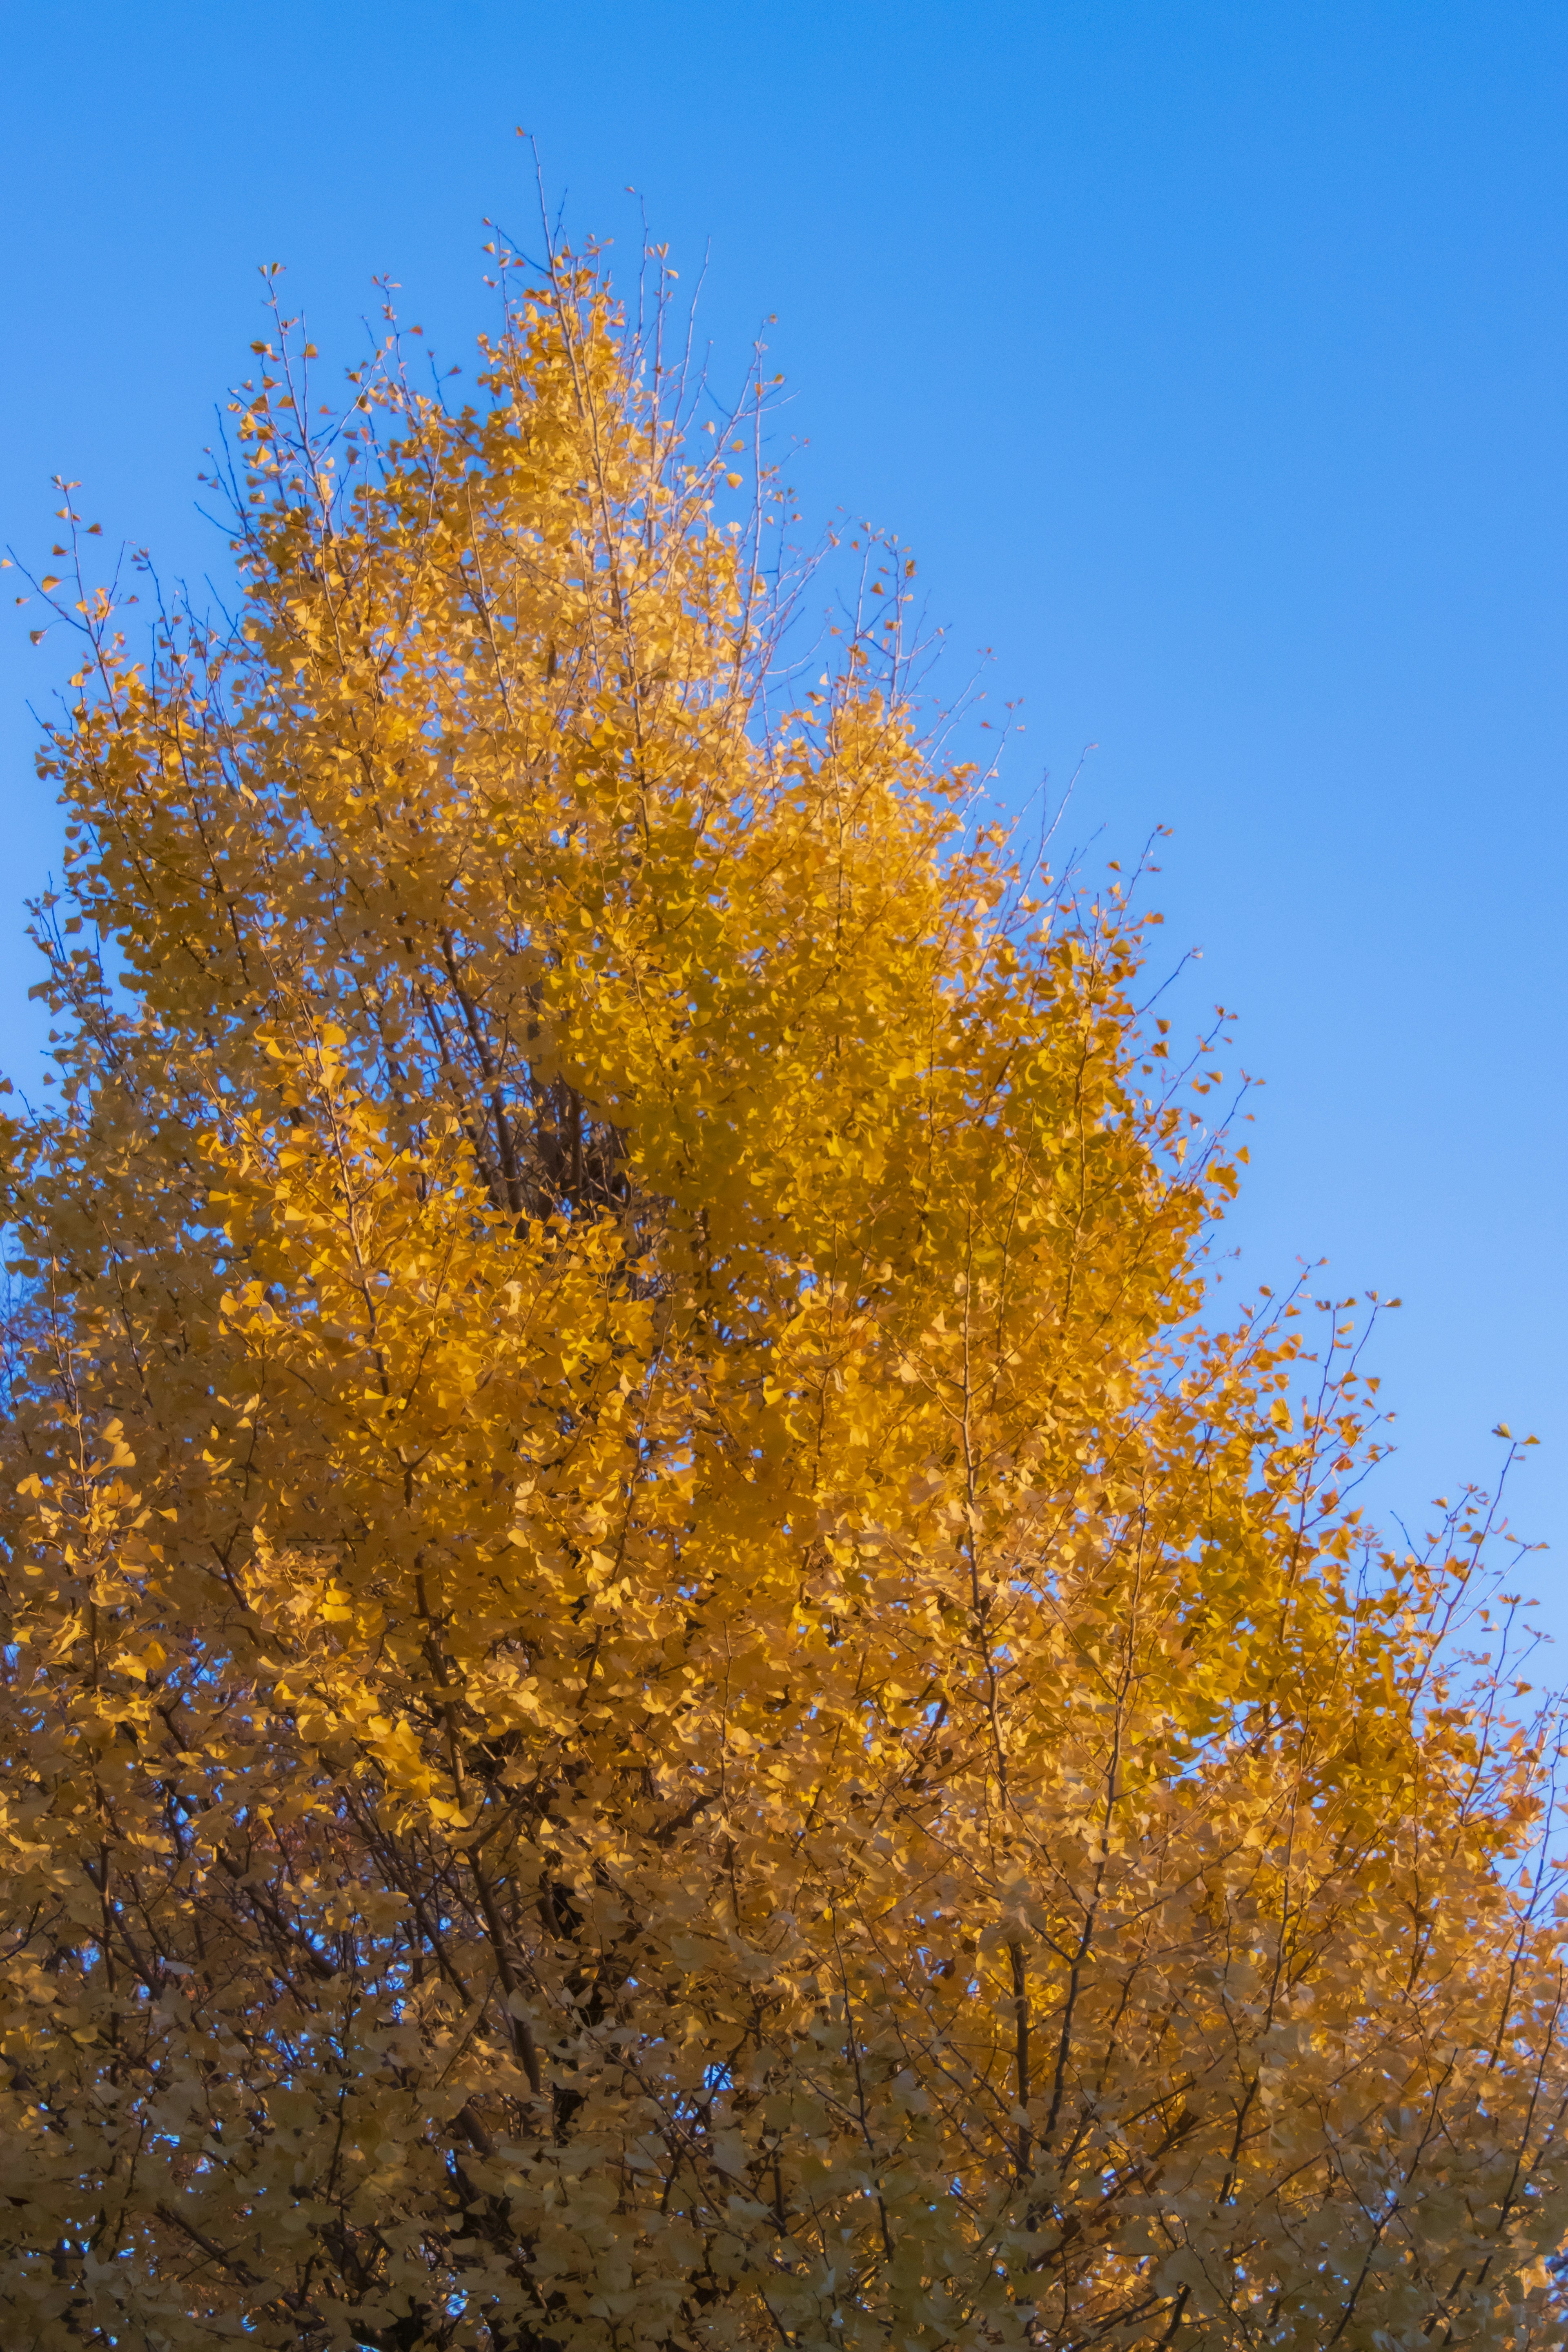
[1,242,1565,2352]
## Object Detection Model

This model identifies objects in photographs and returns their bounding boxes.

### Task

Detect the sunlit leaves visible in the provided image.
[0,240,1564,2352]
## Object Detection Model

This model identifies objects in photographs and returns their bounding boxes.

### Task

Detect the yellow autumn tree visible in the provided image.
[1,238,1565,2352]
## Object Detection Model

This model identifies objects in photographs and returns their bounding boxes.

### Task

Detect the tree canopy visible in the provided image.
[1,240,1564,2352]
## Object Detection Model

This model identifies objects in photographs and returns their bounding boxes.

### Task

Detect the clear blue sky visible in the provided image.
[3,4,1564,1613]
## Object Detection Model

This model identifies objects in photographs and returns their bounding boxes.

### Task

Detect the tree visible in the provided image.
[0,236,1564,2352]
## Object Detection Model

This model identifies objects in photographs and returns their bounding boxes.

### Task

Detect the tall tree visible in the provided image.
[1,241,1564,2352]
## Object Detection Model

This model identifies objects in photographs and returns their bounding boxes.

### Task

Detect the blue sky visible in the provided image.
[3,2,1564,1616]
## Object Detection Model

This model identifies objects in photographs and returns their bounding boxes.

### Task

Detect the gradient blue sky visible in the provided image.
[3,3,1564,1613]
